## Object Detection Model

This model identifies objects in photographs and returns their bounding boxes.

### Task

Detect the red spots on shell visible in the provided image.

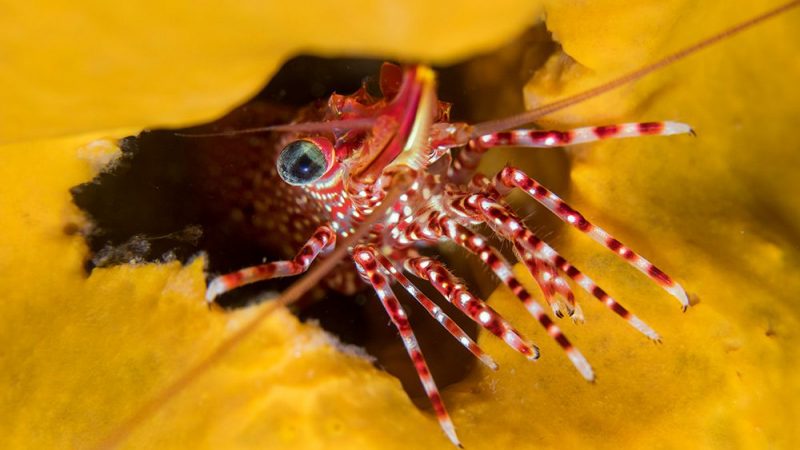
[223,272,244,284]
[494,131,513,145]
[648,265,674,286]
[609,301,631,318]
[565,265,580,278]
[429,392,446,416]
[464,299,483,317]
[517,289,532,302]
[528,131,547,141]
[554,333,572,350]
[638,122,664,134]
[356,251,378,271]
[606,238,622,252]
[528,131,573,145]
[516,176,534,191]
[591,286,607,300]
[485,206,503,220]
[620,248,637,261]
[506,277,521,292]
[593,125,620,139]
[440,282,457,298]
[533,185,547,198]
[484,319,504,337]
[410,350,429,377]
[254,265,276,276]
[524,235,539,249]
[556,203,592,231]
[394,316,410,331]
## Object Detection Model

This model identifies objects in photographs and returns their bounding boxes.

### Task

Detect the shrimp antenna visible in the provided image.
[174,117,376,137]
[91,170,415,450]
[471,0,800,137]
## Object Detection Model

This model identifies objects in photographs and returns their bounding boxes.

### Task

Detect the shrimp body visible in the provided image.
[206,63,691,446]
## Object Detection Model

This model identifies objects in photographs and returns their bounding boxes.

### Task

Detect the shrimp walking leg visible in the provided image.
[445,189,661,341]
[404,256,540,360]
[366,246,498,370]
[400,209,594,381]
[490,166,690,309]
[352,245,462,448]
[206,225,336,303]
[447,121,692,182]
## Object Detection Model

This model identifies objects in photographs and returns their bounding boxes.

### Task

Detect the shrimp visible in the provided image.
[93,1,800,447]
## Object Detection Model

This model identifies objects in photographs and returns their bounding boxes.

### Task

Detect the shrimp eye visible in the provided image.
[277,139,329,186]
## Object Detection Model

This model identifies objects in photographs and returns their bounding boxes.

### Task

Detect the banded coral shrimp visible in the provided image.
[86,1,800,448]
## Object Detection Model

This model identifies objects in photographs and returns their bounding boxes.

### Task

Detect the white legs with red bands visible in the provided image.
[206,225,336,303]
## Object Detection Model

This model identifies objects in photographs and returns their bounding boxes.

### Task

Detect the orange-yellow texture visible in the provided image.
[1,2,799,450]
[0,1,542,144]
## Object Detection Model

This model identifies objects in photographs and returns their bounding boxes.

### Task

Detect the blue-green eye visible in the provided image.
[277,139,328,185]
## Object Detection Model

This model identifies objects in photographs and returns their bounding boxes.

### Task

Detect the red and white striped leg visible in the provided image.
[351,245,461,448]
[520,233,661,341]
[447,121,692,183]
[494,167,690,310]
[515,243,582,321]
[404,256,540,360]
[444,186,579,319]
[475,121,693,148]
[448,191,660,341]
[364,246,498,370]
[205,225,336,303]
[403,210,594,381]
